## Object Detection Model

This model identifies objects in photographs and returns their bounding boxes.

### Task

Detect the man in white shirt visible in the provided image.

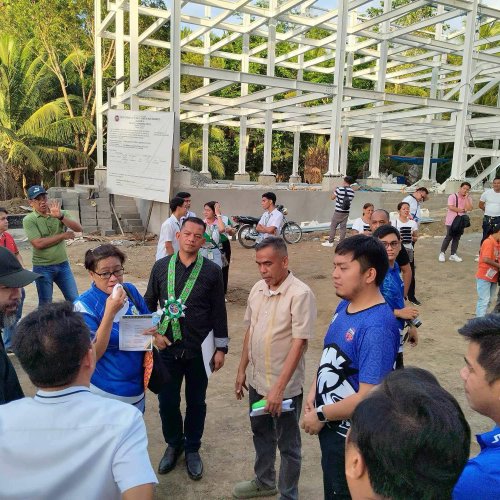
[176,191,197,224]
[1,301,157,500]
[479,177,500,243]
[256,192,283,241]
[156,196,187,260]
[402,187,429,225]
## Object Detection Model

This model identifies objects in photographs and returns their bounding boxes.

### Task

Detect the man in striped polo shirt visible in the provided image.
[322,176,356,248]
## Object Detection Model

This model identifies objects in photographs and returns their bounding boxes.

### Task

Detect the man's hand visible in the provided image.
[396,306,419,320]
[235,370,247,400]
[408,326,419,346]
[48,199,62,218]
[265,384,284,417]
[153,333,171,350]
[213,350,225,372]
[63,231,75,240]
[301,409,325,435]
[304,392,315,415]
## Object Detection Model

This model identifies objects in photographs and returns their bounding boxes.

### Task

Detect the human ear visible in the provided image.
[345,443,366,480]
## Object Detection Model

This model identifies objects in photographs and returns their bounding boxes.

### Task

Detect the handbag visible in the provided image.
[122,284,170,394]
[450,194,470,236]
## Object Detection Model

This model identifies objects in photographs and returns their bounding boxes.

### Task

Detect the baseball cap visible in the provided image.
[27,185,47,200]
[0,248,41,287]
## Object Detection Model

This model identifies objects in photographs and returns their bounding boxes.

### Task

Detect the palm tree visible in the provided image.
[179,125,225,178]
[0,35,94,197]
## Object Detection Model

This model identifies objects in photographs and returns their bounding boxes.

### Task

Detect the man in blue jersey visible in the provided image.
[454,314,500,499]
[372,225,419,368]
[302,234,400,500]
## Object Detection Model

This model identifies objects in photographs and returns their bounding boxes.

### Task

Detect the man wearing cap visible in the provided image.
[0,247,41,404]
[23,185,82,305]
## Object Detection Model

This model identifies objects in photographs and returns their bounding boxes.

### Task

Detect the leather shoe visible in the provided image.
[158,445,184,474]
[186,451,203,480]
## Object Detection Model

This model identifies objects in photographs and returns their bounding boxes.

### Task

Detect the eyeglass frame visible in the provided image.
[380,240,401,249]
[92,267,125,280]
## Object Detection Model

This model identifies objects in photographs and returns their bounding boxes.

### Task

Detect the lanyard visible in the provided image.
[157,252,203,341]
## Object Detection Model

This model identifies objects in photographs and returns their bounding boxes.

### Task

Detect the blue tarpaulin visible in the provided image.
[388,155,449,164]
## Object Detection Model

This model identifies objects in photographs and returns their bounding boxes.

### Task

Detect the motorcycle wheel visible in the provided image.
[282,222,302,244]
[237,224,258,249]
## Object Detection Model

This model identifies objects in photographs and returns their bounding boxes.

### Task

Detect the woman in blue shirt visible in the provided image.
[74,244,156,412]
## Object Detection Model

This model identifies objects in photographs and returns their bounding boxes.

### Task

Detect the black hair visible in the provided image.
[458,314,500,383]
[373,225,401,241]
[180,216,206,231]
[362,203,374,210]
[255,236,288,257]
[344,176,355,185]
[175,192,191,199]
[0,207,8,214]
[416,187,429,194]
[204,201,217,214]
[335,234,388,286]
[84,244,126,272]
[460,182,471,188]
[262,192,276,204]
[349,367,470,500]
[170,196,186,212]
[12,302,92,388]
[397,201,410,211]
[487,223,500,237]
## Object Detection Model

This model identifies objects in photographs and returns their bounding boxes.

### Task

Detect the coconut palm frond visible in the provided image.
[208,154,225,178]
[8,141,45,172]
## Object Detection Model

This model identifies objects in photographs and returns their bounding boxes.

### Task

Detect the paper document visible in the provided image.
[201,330,216,378]
[119,315,153,351]
[250,399,294,417]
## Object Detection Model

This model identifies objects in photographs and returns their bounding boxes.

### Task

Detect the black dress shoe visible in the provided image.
[158,445,184,474]
[185,451,203,480]
[408,297,421,306]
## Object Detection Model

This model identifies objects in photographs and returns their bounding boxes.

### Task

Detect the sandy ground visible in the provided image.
[10,222,491,499]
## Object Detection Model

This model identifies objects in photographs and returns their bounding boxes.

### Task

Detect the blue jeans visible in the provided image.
[1,288,25,350]
[476,278,497,317]
[33,261,79,306]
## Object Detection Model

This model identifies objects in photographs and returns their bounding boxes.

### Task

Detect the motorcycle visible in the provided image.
[232,205,303,249]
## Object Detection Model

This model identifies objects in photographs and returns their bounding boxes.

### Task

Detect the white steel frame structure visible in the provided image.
[95,0,500,192]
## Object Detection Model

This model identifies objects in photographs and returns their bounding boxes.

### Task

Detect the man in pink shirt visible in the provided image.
[439,182,473,263]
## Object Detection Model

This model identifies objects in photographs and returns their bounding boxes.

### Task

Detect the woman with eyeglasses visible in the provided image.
[74,244,156,412]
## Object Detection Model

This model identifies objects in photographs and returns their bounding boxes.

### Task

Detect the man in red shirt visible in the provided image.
[0,208,26,352]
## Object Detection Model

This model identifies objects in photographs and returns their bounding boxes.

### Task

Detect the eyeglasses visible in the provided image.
[93,268,125,279]
[380,241,400,249]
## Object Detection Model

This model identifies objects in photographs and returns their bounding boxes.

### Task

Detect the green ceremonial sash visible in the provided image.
[157,252,203,341]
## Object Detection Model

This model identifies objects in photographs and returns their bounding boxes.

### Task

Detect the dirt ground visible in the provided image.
[10,220,491,500]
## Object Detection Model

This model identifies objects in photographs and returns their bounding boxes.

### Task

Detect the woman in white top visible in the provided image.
[392,201,419,304]
[351,203,374,235]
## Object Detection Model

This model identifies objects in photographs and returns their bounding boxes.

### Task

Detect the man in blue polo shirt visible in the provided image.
[454,314,500,499]
[302,235,400,499]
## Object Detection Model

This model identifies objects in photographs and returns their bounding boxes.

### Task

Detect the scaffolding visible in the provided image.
[95,0,500,192]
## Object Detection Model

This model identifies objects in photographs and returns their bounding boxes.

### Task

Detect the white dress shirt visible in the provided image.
[156,214,181,260]
[0,387,157,499]
[257,208,284,240]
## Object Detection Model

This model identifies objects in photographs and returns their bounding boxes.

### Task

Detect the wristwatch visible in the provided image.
[316,405,328,423]
[57,214,64,221]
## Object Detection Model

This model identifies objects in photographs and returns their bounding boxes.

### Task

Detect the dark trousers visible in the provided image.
[249,386,303,500]
[482,216,500,245]
[221,239,231,294]
[158,352,208,453]
[408,258,416,301]
[440,225,461,255]
[319,426,351,500]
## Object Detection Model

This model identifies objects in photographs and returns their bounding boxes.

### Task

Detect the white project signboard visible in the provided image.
[106,110,174,203]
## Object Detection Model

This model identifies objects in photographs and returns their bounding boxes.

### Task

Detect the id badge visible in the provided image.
[207,250,214,260]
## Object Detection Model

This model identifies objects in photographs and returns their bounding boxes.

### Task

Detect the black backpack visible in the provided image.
[341,188,351,211]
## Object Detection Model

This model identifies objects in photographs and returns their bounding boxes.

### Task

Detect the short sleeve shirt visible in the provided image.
[0,232,19,254]
[476,236,500,282]
[315,300,400,437]
[351,218,370,234]
[480,189,500,217]
[453,427,500,500]
[23,210,70,265]
[335,187,355,213]
[258,208,284,239]
[445,193,472,226]
[156,214,181,260]
[244,272,317,399]
[402,195,421,223]
[392,218,417,247]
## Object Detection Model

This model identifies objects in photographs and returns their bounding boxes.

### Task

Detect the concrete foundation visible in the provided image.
[289,175,301,184]
[258,174,276,185]
[94,168,107,189]
[234,173,251,182]
[321,175,343,191]
[443,179,465,194]
[364,178,383,188]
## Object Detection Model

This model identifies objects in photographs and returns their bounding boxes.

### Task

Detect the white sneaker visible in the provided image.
[438,252,445,262]
[474,256,480,262]
[322,241,334,247]
[449,254,463,262]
